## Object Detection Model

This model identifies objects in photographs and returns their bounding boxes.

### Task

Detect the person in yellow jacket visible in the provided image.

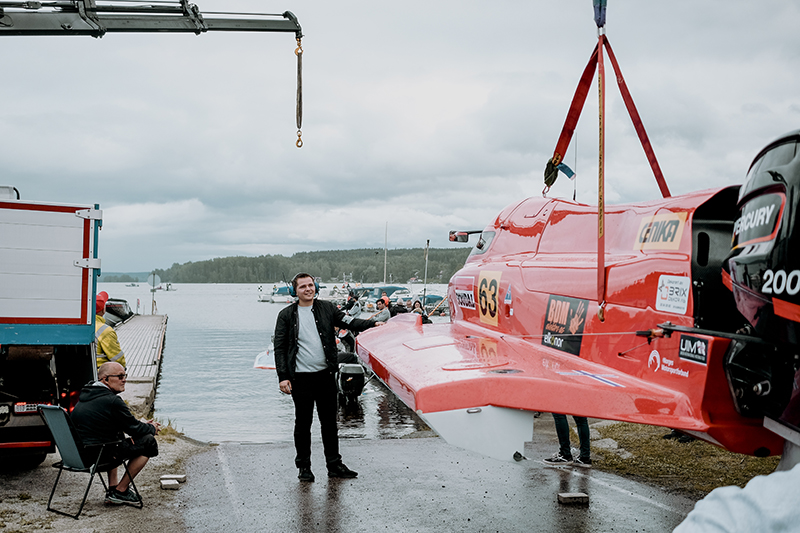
[95,291,126,369]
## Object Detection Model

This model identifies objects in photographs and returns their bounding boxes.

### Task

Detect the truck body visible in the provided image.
[0,198,101,466]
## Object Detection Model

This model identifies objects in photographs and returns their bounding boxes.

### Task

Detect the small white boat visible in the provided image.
[253,347,276,370]
[318,284,350,305]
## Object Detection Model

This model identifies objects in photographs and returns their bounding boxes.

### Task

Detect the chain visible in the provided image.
[295,37,303,148]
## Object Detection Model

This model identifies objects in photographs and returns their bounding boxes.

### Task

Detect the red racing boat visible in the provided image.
[356,4,800,461]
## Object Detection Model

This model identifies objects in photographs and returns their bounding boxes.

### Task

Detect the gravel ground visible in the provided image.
[0,420,783,531]
[0,431,208,533]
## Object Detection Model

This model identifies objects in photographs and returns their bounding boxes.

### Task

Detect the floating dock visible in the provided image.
[116,314,168,416]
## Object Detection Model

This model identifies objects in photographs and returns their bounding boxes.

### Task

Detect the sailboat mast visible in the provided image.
[383,222,388,284]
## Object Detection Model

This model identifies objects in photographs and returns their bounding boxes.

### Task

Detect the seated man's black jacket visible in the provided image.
[71,383,156,447]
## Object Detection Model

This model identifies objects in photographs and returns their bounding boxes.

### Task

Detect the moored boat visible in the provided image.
[270,285,294,304]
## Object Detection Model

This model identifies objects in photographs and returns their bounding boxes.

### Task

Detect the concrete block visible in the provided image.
[161,479,180,490]
[558,492,589,505]
[161,474,187,483]
[614,449,634,459]
[593,438,620,450]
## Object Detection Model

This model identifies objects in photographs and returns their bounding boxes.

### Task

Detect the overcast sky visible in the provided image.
[2,1,799,272]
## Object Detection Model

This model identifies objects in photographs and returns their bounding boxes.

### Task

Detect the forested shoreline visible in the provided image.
[101,247,472,284]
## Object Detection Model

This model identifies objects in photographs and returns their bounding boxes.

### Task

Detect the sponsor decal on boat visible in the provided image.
[679,335,708,364]
[455,290,476,310]
[542,295,587,356]
[453,276,476,310]
[656,275,690,314]
[478,271,502,326]
[634,212,687,250]
[648,349,689,377]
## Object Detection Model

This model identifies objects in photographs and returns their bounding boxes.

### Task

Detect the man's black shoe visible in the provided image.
[327,462,358,478]
[298,467,315,482]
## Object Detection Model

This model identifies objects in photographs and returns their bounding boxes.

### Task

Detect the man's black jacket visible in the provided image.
[71,383,156,446]
[274,299,376,383]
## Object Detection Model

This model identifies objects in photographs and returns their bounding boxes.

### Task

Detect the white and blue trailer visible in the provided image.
[0,196,101,467]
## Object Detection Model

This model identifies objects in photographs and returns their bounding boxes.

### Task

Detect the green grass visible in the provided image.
[593,423,779,498]
[154,418,184,444]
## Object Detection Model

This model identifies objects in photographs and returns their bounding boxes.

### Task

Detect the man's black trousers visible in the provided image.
[291,370,341,469]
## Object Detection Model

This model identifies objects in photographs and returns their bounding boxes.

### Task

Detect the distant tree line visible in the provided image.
[151,247,472,284]
[102,274,138,282]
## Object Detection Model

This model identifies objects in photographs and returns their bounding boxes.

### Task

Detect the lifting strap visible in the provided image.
[543,37,670,199]
[544,43,599,190]
[543,0,668,318]
[603,39,669,198]
[597,33,606,316]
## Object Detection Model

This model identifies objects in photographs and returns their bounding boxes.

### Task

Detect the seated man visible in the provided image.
[71,362,160,504]
[371,297,391,322]
[390,298,409,317]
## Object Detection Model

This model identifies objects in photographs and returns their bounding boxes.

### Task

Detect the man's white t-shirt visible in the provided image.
[295,305,327,373]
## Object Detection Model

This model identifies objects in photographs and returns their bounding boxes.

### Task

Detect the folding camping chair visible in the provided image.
[37,405,143,519]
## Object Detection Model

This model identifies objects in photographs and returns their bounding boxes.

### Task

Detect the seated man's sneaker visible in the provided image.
[106,487,140,504]
[327,462,358,478]
[104,485,118,504]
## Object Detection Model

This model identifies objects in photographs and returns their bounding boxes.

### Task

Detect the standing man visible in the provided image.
[274,273,383,482]
[71,361,160,504]
[95,291,126,369]
[543,413,592,467]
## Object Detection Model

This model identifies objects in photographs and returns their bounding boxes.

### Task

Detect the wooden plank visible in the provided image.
[116,315,168,380]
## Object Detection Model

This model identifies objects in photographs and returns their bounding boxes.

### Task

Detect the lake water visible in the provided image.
[97,282,446,443]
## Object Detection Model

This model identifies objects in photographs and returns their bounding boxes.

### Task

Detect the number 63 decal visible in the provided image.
[478,271,502,326]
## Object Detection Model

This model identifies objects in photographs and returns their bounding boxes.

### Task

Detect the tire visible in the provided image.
[0,452,47,471]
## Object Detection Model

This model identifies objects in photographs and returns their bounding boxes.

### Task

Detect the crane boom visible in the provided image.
[0,0,302,38]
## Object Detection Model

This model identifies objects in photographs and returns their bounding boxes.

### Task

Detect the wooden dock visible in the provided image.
[115,314,168,416]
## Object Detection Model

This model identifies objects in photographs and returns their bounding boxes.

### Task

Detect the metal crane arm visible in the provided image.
[0,0,302,38]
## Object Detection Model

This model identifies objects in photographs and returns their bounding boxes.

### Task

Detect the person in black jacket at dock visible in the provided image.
[274,273,384,482]
[71,361,160,505]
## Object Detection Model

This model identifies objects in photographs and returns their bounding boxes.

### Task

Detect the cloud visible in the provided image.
[2,0,799,271]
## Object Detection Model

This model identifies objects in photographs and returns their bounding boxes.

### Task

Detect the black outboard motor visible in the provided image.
[724,130,800,432]
[336,351,366,405]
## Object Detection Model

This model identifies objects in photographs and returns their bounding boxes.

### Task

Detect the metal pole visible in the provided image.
[383,222,388,284]
[423,240,429,308]
[597,32,607,321]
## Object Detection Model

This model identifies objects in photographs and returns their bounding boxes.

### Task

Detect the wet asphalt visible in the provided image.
[180,416,697,532]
